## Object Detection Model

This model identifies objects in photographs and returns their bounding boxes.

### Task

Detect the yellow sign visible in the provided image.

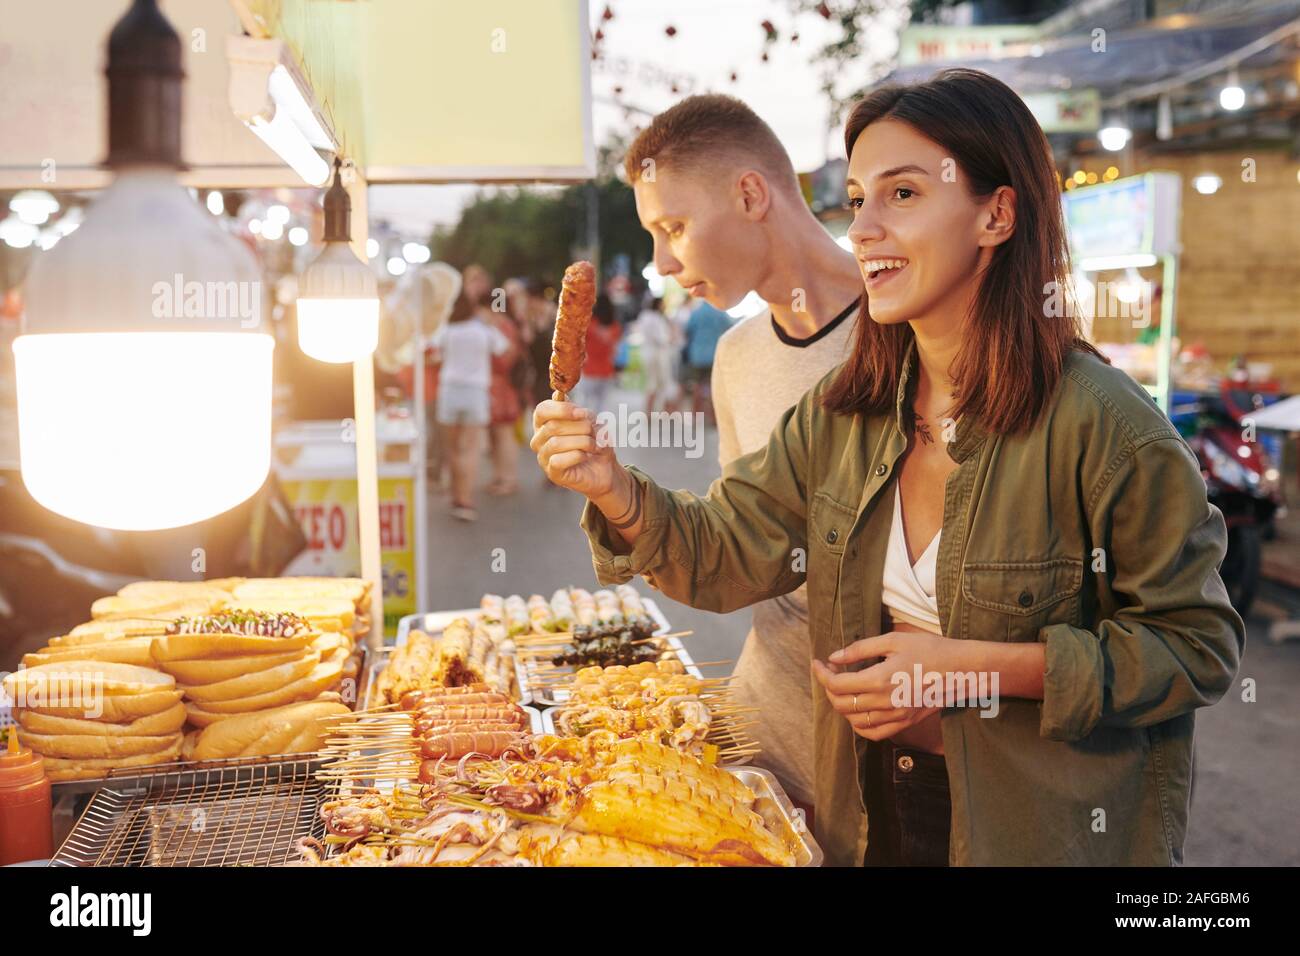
[280,477,417,637]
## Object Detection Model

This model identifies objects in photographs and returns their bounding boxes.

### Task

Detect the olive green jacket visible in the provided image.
[580,348,1244,866]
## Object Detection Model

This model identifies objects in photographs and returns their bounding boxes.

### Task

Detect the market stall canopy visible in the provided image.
[880,1,1300,98]
[0,0,290,189]
[1,0,594,189]
[252,0,594,181]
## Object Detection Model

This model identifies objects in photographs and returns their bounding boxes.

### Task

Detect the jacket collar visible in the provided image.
[893,338,988,465]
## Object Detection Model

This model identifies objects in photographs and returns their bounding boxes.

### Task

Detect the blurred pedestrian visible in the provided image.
[634,295,678,414]
[580,293,621,414]
[486,300,524,497]
[683,299,732,423]
[429,290,510,521]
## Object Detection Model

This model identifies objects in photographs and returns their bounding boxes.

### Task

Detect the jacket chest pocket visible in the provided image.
[960,558,1083,643]
[808,492,856,653]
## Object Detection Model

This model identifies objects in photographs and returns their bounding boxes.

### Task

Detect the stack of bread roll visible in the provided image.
[149,610,349,760]
[2,662,186,782]
[7,577,372,779]
[226,576,370,684]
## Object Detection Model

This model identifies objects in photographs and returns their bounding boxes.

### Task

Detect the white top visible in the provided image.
[882,482,942,634]
[430,317,509,390]
[634,308,674,354]
[712,301,858,466]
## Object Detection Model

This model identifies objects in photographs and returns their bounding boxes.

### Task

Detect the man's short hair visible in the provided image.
[623,94,800,195]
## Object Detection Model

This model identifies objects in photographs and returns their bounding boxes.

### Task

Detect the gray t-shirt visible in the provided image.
[712,299,858,806]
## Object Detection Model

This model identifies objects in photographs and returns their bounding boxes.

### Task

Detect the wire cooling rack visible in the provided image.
[50,757,327,867]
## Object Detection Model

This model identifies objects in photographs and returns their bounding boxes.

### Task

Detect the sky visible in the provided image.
[367,0,909,237]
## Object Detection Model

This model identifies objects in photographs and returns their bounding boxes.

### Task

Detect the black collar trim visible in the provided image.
[770,296,860,348]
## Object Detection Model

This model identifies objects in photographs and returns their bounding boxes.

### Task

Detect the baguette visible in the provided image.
[16,702,187,737]
[18,729,183,759]
[41,739,183,781]
[178,651,319,703]
[192,700,351,760]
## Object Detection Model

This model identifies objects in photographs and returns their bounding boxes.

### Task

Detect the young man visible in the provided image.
[622,95,862,811]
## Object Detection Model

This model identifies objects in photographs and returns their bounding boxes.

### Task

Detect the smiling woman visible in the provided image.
[532,68,1244,867]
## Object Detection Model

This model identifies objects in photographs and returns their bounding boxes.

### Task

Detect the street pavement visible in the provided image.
[424,386,1299,866]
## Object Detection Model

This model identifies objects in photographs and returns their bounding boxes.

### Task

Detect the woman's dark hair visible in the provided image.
[593,293,616,327]
[447,291,475,324]
[822,68,1103,434]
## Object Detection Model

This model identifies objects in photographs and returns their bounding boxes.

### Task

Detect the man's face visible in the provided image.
[633,166,765,311]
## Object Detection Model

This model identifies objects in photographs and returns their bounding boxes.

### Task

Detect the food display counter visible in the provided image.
[4,577,817,868]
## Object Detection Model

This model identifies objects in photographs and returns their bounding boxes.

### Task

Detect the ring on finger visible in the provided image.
[852,695,858,713]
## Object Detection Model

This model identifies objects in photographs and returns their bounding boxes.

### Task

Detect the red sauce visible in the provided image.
[0,733,55,865]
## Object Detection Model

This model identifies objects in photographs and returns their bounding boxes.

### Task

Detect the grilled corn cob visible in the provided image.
[516,829,696,867]
[609,739,752,798]
[573,780,795,867]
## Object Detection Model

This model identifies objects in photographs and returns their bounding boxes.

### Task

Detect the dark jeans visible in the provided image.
[862,741,952,866]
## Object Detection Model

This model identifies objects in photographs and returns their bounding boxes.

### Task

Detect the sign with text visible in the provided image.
[280,476,416,637]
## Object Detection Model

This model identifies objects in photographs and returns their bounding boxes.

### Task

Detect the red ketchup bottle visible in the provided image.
[0,729,55,865]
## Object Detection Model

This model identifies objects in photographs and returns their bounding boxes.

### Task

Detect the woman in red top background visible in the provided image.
[581,293,622,414]
[486,300,524,497]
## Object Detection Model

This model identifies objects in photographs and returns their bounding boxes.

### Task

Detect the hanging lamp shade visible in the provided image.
[13,0,275,530]
[295,159,379,364]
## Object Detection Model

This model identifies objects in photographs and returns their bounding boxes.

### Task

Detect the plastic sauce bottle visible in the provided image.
[0,730,55,865]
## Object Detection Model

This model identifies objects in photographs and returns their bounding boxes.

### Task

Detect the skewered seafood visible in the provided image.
[306,737,797,867]
[555,695,712,753]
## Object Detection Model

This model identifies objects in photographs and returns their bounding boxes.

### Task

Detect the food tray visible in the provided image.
[318,703,547,799]
[515,598,702,706]
[537,705,753,767]
[49,757,328,866]
[319,759,820,868]
[360,636,532,710]
[728,766,822,867]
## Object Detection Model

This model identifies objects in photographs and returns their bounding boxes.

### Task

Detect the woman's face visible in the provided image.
[846,118,1008,328]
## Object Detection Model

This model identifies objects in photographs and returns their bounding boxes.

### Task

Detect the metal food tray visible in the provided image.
[516,597,704,706]
[319,758,819,868]
[728,766,822,867]
[361,634,532,711]
[537,706,753,767]
[319,704,546,801]
[49,757,328,867]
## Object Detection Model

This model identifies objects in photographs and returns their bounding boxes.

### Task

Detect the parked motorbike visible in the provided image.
[1184,381,1284,616]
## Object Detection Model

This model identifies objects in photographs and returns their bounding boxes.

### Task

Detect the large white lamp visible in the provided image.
[13,0,274,531]
[296,160,380,363]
